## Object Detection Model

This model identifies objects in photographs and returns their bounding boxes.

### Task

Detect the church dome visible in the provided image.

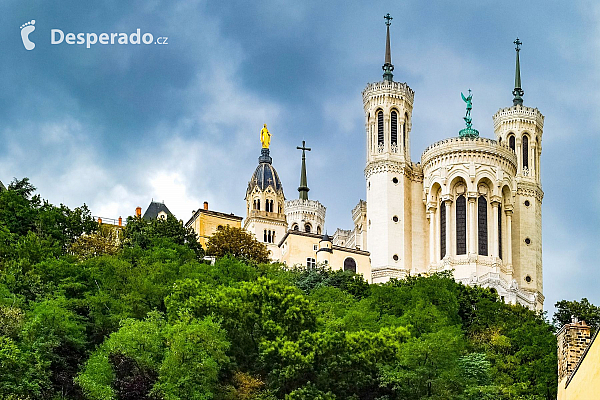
[246,149,284,197]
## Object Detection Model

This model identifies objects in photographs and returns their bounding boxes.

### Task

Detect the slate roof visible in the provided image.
[142,201,173,220]
[0,180,5,192]
[246,162,283,196]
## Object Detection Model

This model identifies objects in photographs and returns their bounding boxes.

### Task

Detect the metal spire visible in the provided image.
[512,37,524,106]
[297,140,311,200]
[382,13,394,82]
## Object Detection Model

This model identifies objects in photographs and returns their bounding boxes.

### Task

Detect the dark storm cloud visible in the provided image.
[0,0,598,314]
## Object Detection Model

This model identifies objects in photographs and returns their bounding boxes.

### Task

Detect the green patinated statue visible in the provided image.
[459,89,479,138]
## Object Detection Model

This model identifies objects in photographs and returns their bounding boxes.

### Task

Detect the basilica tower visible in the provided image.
[492,39,544,308]
[244,125,288,260]
[363,14,424,281]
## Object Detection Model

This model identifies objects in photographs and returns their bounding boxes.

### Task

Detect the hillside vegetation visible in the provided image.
[0,178,564,399]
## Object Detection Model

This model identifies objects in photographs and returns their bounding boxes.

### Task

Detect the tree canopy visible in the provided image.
[0,178,570,400]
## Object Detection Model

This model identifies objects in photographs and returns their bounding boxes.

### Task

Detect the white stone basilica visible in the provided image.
[243,18,544,310]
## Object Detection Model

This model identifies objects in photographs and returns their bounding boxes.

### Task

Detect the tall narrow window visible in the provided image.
[478,196,488,256]
[440,202,446,259]
[509,135,515,151]
[404,113,409,151]
[498,205,502,259]
[305,223,311,233]
[263,230,267,242]
[522,135,529,169]
[267,230,271,243]
[257,199,260,211]
[391,111,398,146]
[456,195,467,255]
[377,110,384,146]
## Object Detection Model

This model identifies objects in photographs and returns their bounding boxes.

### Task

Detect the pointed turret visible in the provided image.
[297,140,311,200]
[512,38,524,106]
[382,13,394,82]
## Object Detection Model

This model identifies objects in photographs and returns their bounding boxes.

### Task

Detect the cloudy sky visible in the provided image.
[2,0,599,313]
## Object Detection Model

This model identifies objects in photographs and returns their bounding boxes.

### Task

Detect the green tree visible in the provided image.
[553,298,600,332]
[205,226,270,264]
[123,214,203,257]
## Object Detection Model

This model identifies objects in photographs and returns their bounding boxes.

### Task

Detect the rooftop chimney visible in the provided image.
[557,319,592,382]
[118,217,122,226]
[204,201,209,210]
[136,206,142,218]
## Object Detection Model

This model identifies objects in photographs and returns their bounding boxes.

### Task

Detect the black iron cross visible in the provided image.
[384,13,393,26]
[297,140,311,154]
[514,37,522,51]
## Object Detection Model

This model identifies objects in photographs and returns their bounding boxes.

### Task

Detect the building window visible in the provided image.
[456,195,466,255]
[392,177,398,184]
[509,135,515,151]
[324,260,328,265]
[313,244,318,251]
[317,226,321,235]
[522,135,529,169]
[343,257,357,273]
[257,199,261,211]
[305,223,311,233]
[393,254,399,261]
[307,258,316,268]
[391,110,398,145]
[440,201,446,259]
[478,196,488,256]
[263,230,267,242]
[292,224,299,231]
[267,230,272,243]
[498,205,502,259]
[377,110,384,146]
[392,215,398,222]
[217,225,223,230]
[525,237,531,245]
[404,112,409,151]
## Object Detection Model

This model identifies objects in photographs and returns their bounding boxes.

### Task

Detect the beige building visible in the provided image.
[279,231,371,279]
[185,201,243,248]
[557,319,600,399]
[241,19,545,309]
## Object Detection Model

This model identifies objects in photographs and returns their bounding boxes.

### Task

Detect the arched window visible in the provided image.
[440,201,446,259]
[522,135,529,169]
[456,195,467,255]
[404,112,409,151]
[377,110,384,146]
[478,196,488,256]
[509,135,515,151]
[263,229,267,242]
[344,257,357,273]
[267,230,272,243]
[292,224,299,231]
[498,205,502,259]
[257,199,261,211]
[305,223,311,233]
[317,226,321,235]
[391,110,398,146]
[272,231,275,243]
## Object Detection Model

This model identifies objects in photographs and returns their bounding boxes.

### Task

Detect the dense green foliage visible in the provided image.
[0,179,566,399]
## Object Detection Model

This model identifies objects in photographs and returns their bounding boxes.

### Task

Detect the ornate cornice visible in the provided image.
[365,160,418,180]
[516,183,544,202]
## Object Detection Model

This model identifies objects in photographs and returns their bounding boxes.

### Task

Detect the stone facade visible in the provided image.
[285,198,326,235]
[185,201,243,248]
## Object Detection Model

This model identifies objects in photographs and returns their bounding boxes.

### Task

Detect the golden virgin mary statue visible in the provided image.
[260,124,271,149]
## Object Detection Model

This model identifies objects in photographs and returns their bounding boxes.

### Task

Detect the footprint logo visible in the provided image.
[20,20,36,50]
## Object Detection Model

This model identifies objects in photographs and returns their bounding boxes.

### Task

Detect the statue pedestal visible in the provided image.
[259,148,272,164]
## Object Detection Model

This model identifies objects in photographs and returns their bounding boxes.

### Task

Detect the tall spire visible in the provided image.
[297,140,311,200]
[382,13,394,82]
[512,37,524,106]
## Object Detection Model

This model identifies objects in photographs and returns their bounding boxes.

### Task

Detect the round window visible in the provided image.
[392,216,398,222]
[525,275,532,283]
[524,200,530,207]
[525,238,531,245]
[393,254,399,261]
[392,177,398,184]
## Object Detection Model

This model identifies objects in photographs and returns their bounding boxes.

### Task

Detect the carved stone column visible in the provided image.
[491,197,501,258]
[468,194,477,255]
[505,207,513,266]
[427,203,437,265]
